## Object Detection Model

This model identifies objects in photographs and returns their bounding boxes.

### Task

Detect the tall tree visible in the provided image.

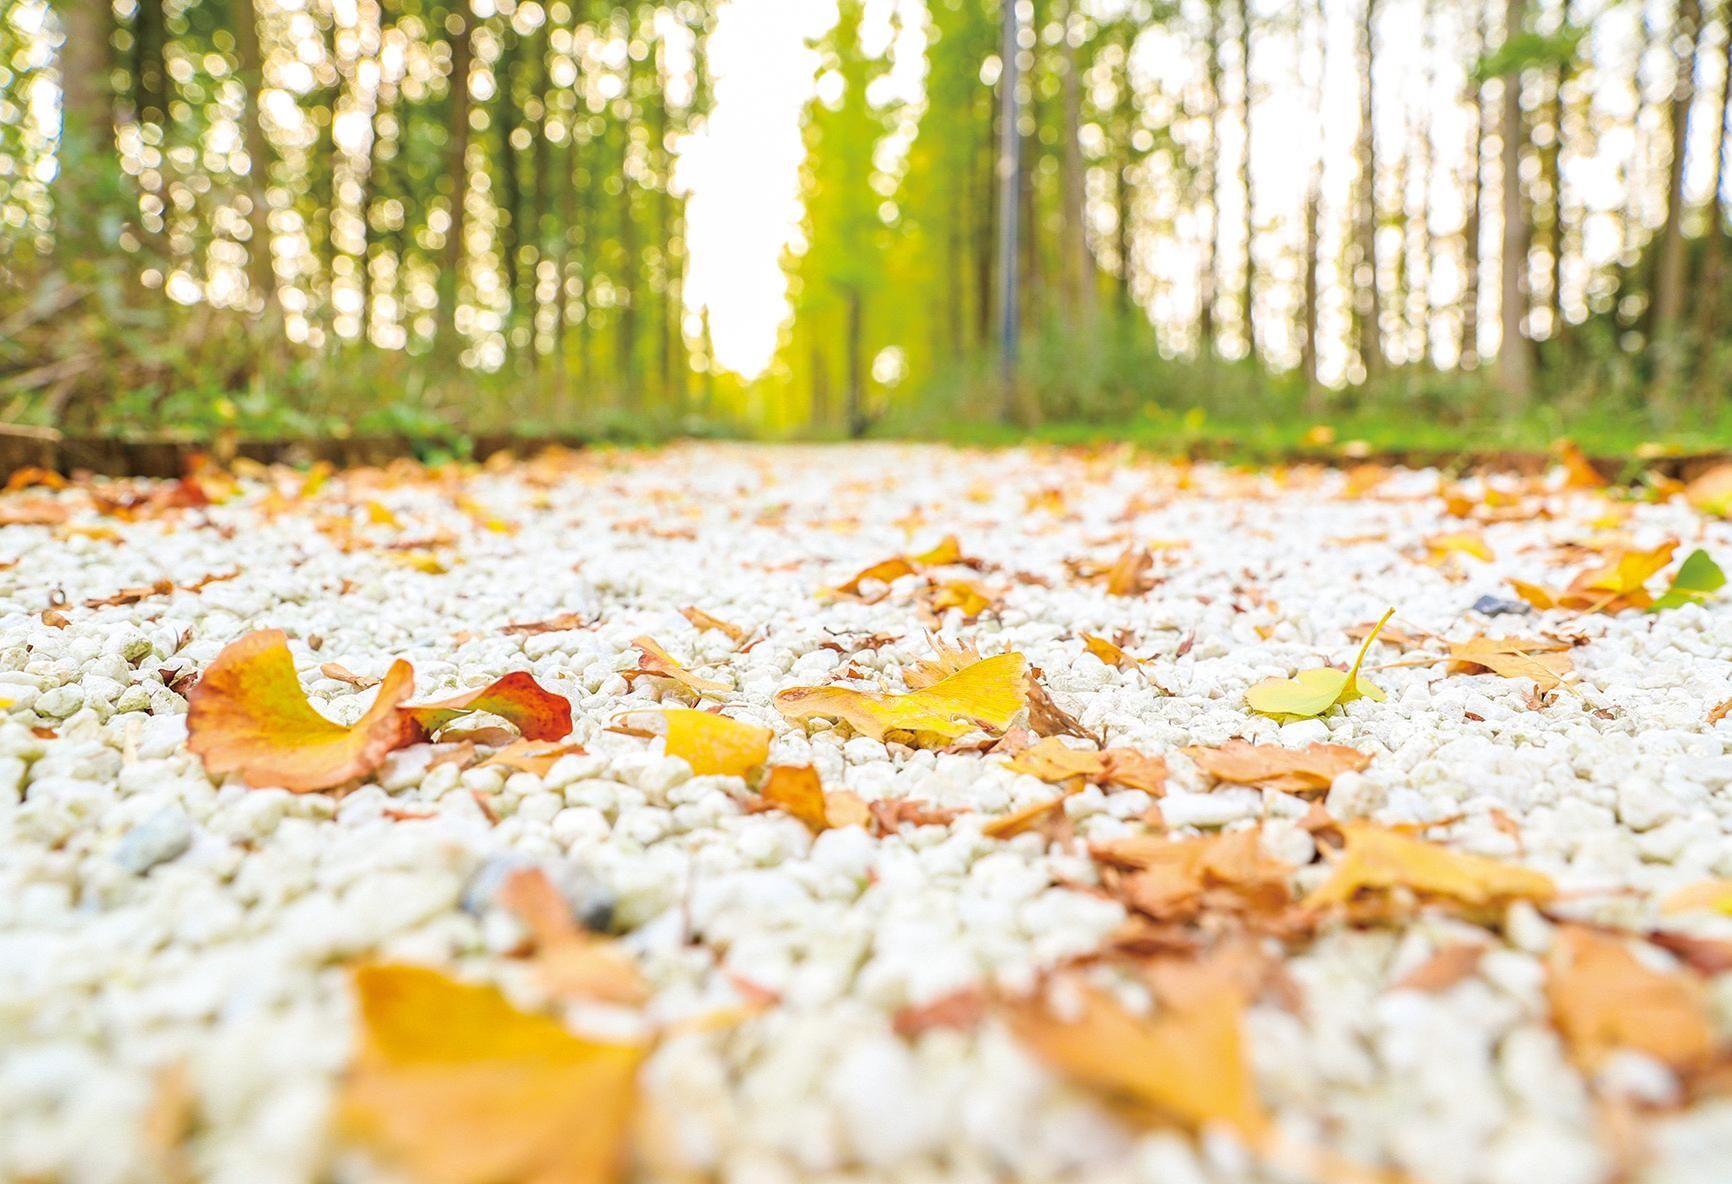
[1354,0,1381,377]
[1236,0,1254,356]
[54,0,120,266]
[1496,0,1533,401]
[231,0,277,314]
[1692,1,1732,359]
[437,6,473,354]
[1653,0,1703,342]
[1461,0,1487,368]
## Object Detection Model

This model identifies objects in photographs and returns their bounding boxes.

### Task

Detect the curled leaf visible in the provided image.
[401,672,572,743]
[340,963,643,1184]
[187,629,415,792]
[774,652,1028,744]
[1185,739,1371,795]
[628,636,730,696]
[1245,608,1391,722]
[756,764,831,831]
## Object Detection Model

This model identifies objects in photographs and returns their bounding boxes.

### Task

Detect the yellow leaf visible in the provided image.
[774,652,1028,744]
[1554,439,1608,490]
[1660,879,1732,915]
[186,630,415,792]
[1003,736,1107,783]
[1081,633,1139,670]
[657,708,771,777]
[1686,463,1732,518]
[1546,925,1714,1073]
[1306,823,1555,912]
[903,635,983,690]
[340,963,642,1184]
[1424,531,1494,564]
[680,606,748,644]
[1006,967,1268,1140]
[1244,608,1391,722]
[1581,540,1677,597]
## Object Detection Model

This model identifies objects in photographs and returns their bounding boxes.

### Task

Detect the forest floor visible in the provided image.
[3,443,1732,1184]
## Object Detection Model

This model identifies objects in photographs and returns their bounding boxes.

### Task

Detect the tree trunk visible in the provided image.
[846,287,866,437]
[1542,0,1575,344]
[1354,0,1381,379]
[438,8,472,354]
[1461,2,1486,369]
[1692,4,1732,363]
[55,0,117,262]
[131,0,167,125]
[1653,0,1702,341]
[1059,0,1094,326]
[1199,1,1221,355]
[231,0,276,314]
[1496,0,1532,402]
[1236,0,1255,357]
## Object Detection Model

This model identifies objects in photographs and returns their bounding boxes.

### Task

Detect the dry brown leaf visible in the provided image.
[1185,739,1371,795]
[1547,925,1714,1073]
[1093,829,1293,923]
[680,606,748,644]
[478,739,587,777]
[320,662,381,690]
[982,788,1079,840]
[1025,669,1094,742]
[340,963,642,1184]
[868,798,968,835]
[1709,697,1732,725]
[496,868,646,1005]
[1004,737,1168,794]
[1105,545,1156,596]
[1445,636,1574,692]
[502,611,587,637]
[40,608,69,629]
[1391,943,1485,993]
[628,635,730,696]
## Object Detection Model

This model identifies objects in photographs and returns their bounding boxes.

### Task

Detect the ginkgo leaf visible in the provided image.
[187,629,416,792]
[1003,737,1169,794]
[1245,609,1391,722]
[919,579,997,621]
[1445,636,1574,692]
[1581,540,1677,597]
[401,672,573,742]
[756,764,830,831]
[833,535,966,599]
[903,635,983,690]
[1185,739,1371,794]
[1554,439,1608,490]
[652,708,771,777]
[1092,829,1293,921]
[1306,823,1555,912]
[1425,532,1494,563]
[1649,549,1725,612]
[774,652,1028,744]
[1081,633,1141,670]
[340,963,643,1184]
[1006,965,1268,1140]
[1105,546,1155,596]
[628,636,730,696]
[496,869,646,1005]
[1546,925,1714,1073]
[1515,540,1686,614]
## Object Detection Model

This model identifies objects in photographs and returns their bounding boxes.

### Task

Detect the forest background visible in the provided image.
[4,0,1732,459]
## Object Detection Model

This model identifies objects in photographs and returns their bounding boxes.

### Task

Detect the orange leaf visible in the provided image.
[1546,925,1714,1073]
[478,739,587,777]
[1006,965,1268,1140]
[680,606,747,643]
[340,963,643,1184]
[1186,739,1371,795]
[628,636,730,696]
[755,764,831,831]
[496,869,646,1005]
[401,672,572,742]
[186,630,416,792]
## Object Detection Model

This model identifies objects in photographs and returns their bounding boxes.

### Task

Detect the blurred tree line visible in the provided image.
[4,0,1732,446]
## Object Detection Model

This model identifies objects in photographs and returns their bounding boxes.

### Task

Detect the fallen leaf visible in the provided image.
[1546,925,1714,1073]
[680,606,747,643]
[40,608,69,629]
[1425,532,1494,564]
[502,611,587,636]
[775,652,1028,744]
[1092,829,1293,923]
[478,740,587,778]
[982,789,1079,840]
[1392,943,1485,992]
[186,630,416,792]
[894,988,987,1037]
[320,662,381,690]
[1005,737,1169,794]
[1006,963,1267,1140]
[919,578,997,621]
[84,578,175,608]
[1710,698,1732,725]
[1445,636,1574,692]
[628,636,730,696]
[1555,439,1608,490]
[1685,463,1732,517]
[1306,822,1555,913]
[868,798,967,835]
[833,535,967,599]
[1105,546,1155,596]
[1185,740,1371,795]
[1081,633,1142,670]
[756,764,830,831]
[1245,608,1391,722]
[1660,880,1732,916]
[400,672,573,743]
[496,869,646,1004]
[1649,549,1725,612]
[1025,669,1094,742]
[903,635,983,690]
[340,963,642,1184]
[653,707,771,777]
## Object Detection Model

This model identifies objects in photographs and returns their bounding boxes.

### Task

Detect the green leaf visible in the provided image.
[1246,608,1393,723]
[1650,549,1726,612]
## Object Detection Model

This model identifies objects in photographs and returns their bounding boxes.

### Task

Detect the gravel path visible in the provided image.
[3,442,1732,1184]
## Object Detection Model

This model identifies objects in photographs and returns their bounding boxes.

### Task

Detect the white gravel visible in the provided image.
[2,442,1731,1184]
